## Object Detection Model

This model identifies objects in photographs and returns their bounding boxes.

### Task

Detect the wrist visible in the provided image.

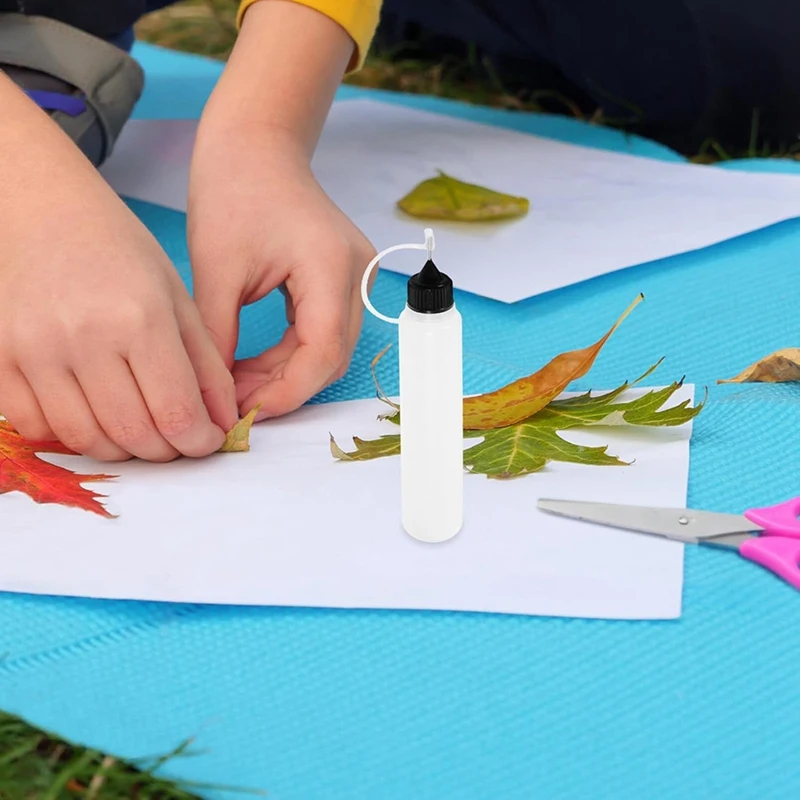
[199,0,351,158]
[187,120,319,234]
[0,75,124,243]
[190,114,313,192]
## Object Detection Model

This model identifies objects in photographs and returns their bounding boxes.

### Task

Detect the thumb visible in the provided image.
[193,278,241,371]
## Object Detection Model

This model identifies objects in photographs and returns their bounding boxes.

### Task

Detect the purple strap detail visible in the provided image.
[25,90,87,117]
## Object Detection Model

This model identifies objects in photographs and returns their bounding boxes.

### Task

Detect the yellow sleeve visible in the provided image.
[237,0,382,70]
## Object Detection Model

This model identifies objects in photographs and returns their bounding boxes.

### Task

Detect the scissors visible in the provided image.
[537,496,800,590]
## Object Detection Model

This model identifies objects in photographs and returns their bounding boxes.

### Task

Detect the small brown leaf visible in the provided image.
[718,348,800,384]
[397,170,529,221]
[330,432,401,461]
[371,344,399,410]
[462,294,644,430]
[219,405,261,452]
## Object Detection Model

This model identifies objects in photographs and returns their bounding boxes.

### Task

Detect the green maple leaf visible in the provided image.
[462,377,703,478]
[329,363,705,478]
[461,423,623,477]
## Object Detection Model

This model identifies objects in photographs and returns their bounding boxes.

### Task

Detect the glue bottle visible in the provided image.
[361,229,464,543]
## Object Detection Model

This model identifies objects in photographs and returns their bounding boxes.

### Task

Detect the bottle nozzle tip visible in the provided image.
[424,228,435,259]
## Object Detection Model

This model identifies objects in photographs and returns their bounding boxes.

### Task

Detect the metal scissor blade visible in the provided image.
[537,499,760,544]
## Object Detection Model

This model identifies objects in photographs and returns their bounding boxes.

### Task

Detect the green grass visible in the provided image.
[0,711,266,799]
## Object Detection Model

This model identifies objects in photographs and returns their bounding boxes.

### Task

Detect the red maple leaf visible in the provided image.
[0,420,116,518]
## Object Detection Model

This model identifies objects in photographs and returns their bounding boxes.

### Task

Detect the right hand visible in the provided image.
[0,183,239,463]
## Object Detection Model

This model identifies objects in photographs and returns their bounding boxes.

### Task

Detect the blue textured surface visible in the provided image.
[3,42,800,798]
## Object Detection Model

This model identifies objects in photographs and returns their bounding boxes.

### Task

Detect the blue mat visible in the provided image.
[3,43,800,798]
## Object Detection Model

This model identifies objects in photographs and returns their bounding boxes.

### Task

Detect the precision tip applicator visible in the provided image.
[361,228,464,543]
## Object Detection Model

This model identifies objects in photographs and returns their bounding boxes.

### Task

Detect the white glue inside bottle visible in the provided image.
[361,228,464,543]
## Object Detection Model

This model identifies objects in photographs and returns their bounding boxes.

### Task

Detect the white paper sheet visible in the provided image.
[0,389,693,619]
[100,99,800,302]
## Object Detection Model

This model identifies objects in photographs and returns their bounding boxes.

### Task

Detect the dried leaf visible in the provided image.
[369,296,644,431]
[462,422,626,478]
[0,420,116,517]
[534,367,703,430]
[371,344,399,410]
[462,294,644,430]
[463,379,705,478]
[718,348,800,384]
[329,432,400,462]
[218,405,261,453]
[331,364,704,477]
[397,170,529,222]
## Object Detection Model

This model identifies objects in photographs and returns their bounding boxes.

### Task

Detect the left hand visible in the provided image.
[187,133,376,421]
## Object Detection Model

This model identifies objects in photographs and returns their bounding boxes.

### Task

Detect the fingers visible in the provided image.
[23,367,132,462]
[0,367,55,441]
[178,301,239,433]
[233,326,299,407]
[9,333,228,462]
[127,319,227,457]
[73,354,178,462]
[236,269,353,418]
[5,305,231,462]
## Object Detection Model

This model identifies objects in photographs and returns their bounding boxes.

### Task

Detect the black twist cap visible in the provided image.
[407,259,454,314]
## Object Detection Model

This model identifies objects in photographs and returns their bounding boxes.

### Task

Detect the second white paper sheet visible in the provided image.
[100,99,800,302]
[0,390,693,620]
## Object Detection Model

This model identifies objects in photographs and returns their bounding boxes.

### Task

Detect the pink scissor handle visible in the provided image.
[740,536,800,590]
[744,496,800,539]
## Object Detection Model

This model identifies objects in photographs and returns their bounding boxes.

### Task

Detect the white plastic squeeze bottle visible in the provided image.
[360,229,464,543]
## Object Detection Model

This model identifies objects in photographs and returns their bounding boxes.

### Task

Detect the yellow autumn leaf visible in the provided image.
[397,170,529,221]
[718,348,800,384]
[218,405,261,452]
[462,294,644,430]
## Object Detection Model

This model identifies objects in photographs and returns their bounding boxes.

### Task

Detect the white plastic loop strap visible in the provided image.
[360,228,435,325]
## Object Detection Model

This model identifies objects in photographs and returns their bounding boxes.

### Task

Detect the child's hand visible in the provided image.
[188,142,375,419]
[0,74,238,462]
[187,0,377,420]
[0,196,239,462]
